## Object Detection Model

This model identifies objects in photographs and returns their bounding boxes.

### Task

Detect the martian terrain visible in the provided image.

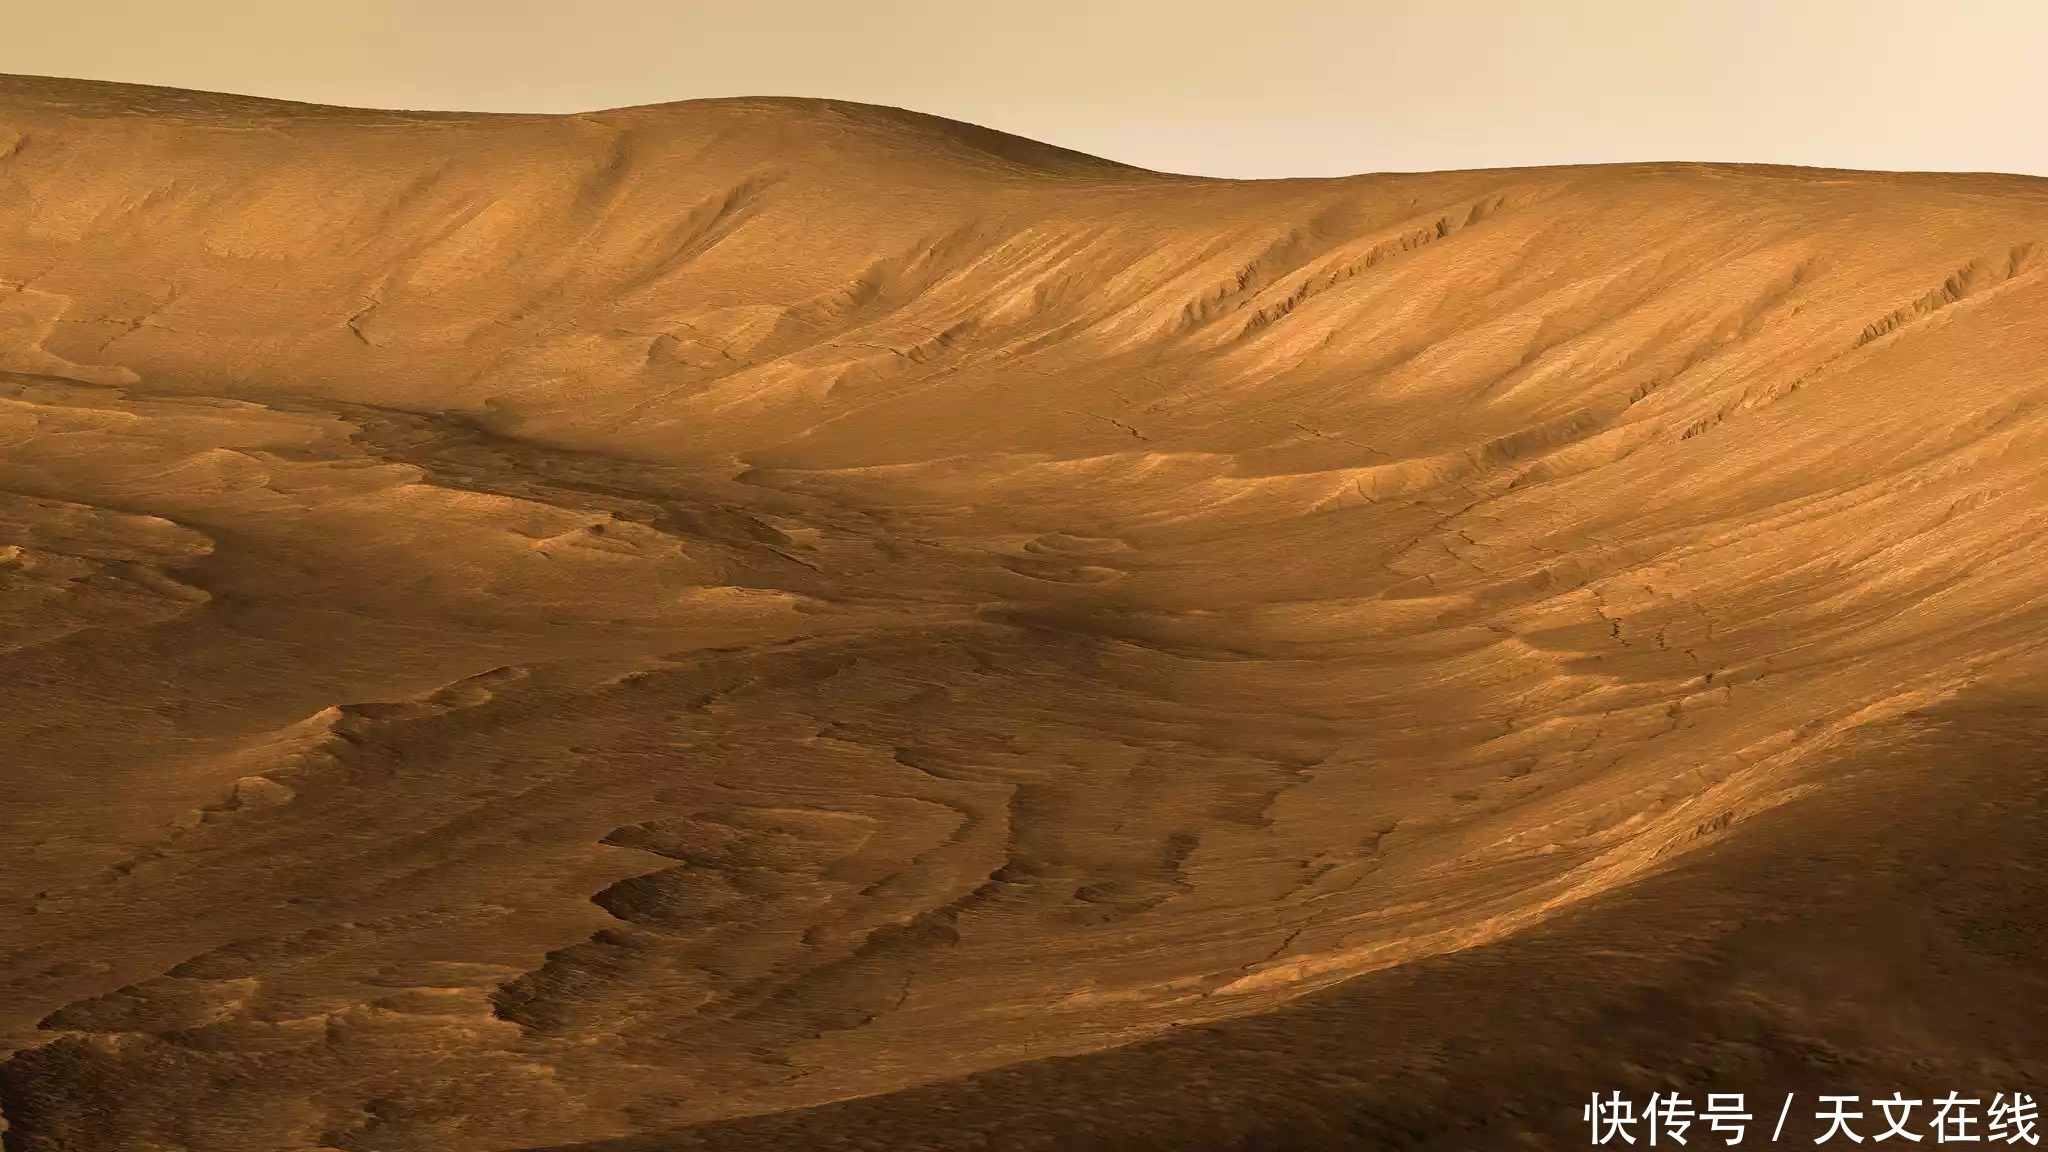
[0,74,2044,1150]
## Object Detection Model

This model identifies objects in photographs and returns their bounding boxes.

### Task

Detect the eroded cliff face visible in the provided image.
[2,74,2046,1151]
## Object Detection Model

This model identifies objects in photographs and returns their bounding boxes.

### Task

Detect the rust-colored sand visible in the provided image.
[1,76,2044,1151]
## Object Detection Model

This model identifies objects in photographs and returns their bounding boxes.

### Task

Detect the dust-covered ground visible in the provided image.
[2,74,2046,1151]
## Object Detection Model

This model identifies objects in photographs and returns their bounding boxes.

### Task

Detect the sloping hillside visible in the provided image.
[2,75,2046,1151]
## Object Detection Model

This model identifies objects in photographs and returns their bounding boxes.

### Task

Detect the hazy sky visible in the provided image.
[5,0,2045,178]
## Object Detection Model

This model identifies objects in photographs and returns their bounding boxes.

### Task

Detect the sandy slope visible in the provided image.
[0,74,2045,1150]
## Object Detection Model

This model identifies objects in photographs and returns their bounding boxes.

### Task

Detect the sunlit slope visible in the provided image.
[3,75,2047,1151]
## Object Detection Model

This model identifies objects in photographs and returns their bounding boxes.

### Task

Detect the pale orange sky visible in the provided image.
[5,0,2045,178]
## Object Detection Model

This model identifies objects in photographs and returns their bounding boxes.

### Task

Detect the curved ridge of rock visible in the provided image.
[2,74,2046,1151]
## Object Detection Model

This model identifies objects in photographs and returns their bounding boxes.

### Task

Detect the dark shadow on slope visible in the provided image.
[522,685,2048,1151]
